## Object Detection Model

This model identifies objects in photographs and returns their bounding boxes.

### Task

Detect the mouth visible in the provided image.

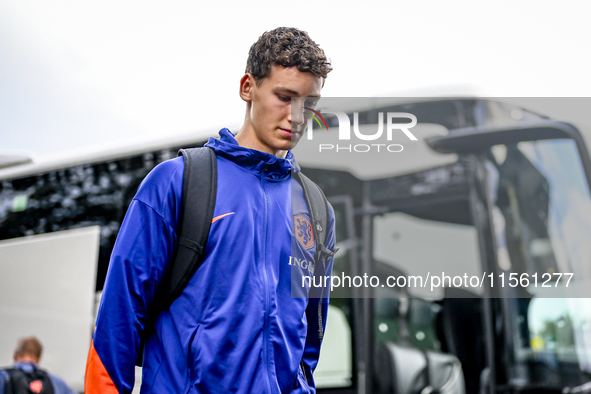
[280,127,299,136]
[282,126,304,134]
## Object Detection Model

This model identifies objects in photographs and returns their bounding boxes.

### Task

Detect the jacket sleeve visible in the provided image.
[301,202,337,392]
[84,158,183,394]
[48,374,78,394]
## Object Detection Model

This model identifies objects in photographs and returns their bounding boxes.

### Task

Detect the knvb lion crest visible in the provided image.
[294,214,315,250]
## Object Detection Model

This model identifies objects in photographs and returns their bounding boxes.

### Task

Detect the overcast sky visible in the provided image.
[1,0,590,157]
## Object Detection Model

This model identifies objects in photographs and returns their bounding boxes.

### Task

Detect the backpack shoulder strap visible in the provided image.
[294,172,332,259]
[158,146,217,310]
[139,147,217,367]
[3,368,19,394]
[293,171,338,340]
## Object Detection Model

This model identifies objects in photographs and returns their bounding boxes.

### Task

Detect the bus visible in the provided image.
[1,97,590,394]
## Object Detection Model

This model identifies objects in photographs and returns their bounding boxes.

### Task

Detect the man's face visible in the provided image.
[240,65,322,157]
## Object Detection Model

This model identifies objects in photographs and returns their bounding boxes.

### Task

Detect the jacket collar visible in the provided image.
[205,128,300,177]
[13,362,37,372]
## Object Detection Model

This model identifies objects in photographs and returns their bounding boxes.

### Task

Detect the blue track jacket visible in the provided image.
[86,129,336,394]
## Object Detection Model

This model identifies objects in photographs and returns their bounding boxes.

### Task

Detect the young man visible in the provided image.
[0,337,77,394]
[85,27,336,393]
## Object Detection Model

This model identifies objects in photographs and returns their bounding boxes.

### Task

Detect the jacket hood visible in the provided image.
[205,128,300,177]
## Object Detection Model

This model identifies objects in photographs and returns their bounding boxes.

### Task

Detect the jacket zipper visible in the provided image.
[260,168,273,393]
[299,362,311,393]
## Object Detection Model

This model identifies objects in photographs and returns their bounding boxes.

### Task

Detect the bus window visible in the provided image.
[315,197,355,389]
[487,139,591,389]
[372,202,483,392]
[315,305,353,388]
[373,211,482,299]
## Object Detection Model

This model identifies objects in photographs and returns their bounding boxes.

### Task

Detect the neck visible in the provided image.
[15,356,38,365]
[235,123,288,159]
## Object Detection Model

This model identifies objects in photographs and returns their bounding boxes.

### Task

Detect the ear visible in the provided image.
[239,73,255,102]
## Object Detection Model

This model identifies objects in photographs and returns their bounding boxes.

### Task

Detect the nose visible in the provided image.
[289,98,305,128]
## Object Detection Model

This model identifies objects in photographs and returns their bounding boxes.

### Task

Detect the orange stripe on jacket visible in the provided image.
[212,212,235,223]
[85,340,118,394]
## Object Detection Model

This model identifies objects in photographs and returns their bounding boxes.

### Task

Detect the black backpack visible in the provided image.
[137,147,337,366]
[3,366,54,394]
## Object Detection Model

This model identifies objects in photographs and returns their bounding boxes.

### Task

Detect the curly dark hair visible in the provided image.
[246,27,332,84]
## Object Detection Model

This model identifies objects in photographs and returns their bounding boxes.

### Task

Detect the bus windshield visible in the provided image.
[487,138,591,388]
